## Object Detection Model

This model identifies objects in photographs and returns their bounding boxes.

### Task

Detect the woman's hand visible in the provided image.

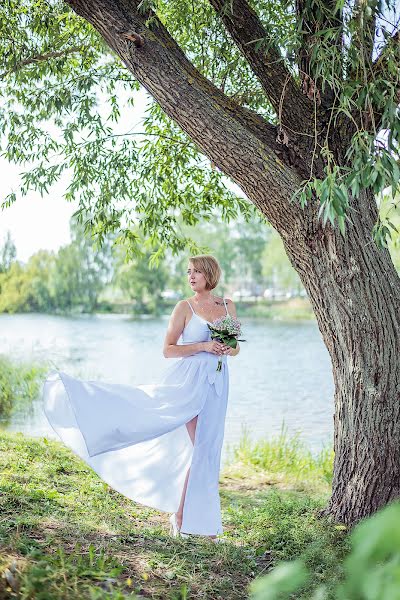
[202,341,230,355]
[221,345,235,355]
[222,342,240,356]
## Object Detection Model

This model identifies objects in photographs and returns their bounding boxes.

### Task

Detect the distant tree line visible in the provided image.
[0,219,113,313]
[1,200,399,315]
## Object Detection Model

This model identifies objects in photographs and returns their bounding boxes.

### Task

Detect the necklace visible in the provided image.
[193,294,225,321]
[193,294,222,306]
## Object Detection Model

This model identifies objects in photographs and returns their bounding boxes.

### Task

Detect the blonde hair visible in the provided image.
[188,254,221,291]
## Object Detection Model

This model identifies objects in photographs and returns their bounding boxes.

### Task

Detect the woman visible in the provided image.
[43,254,239,542]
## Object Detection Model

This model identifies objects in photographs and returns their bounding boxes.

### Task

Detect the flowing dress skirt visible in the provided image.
[43,351,229,535]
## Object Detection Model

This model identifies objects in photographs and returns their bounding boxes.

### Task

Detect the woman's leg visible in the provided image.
[176,415,197,529]
[176,415,217,539]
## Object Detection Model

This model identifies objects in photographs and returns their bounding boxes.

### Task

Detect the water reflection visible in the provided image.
[0,313,334,464]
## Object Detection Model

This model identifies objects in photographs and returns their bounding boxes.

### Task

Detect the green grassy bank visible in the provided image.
[233,298,315,321]
[0,426,354,600]
[0,356,47,419]
[96,297,316,321]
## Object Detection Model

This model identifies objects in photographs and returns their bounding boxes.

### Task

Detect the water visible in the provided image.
[0,313,334,464]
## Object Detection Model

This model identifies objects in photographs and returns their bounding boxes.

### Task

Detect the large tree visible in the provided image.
[1,0,399,525]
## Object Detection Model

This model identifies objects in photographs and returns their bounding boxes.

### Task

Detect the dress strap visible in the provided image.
[186,300,195,314]
[223,298,229,315]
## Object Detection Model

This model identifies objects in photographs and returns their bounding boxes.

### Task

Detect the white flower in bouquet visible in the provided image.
[207,315,245,371]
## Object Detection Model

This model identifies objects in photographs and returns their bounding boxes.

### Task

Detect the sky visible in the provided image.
[0,82,242,263]
[0,87,151,263]
[1,4,398,263]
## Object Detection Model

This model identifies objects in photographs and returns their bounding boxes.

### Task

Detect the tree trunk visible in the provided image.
[278,187,400,525]
[65,0,400,526]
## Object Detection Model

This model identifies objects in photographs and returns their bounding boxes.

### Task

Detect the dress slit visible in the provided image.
[185,414,199,447]
[42,297,230,536]
[181,407,205,534]
[179,413,199,531]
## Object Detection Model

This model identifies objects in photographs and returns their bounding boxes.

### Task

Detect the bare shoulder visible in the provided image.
[167,299,185,317]
[225,298,237,317]
[167,300,189,331]
[173,299,189,313]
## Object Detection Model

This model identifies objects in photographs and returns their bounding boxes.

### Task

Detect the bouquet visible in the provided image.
[208,315,246,372]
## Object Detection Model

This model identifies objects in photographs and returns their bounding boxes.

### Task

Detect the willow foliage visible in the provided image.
[0,0,399,259]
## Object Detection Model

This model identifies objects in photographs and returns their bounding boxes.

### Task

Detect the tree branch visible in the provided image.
[1,46,85,79]
[295,0,344,109]
[207,0,316,136]
[371,27,400,78]
[367,27,400,131]
[64,0,303,233]
[347,0,378,84]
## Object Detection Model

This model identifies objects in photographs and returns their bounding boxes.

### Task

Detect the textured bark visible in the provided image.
[208,0,316,134]
[279,189,400,525]
[66,0,305,233]
[65,0,400,526]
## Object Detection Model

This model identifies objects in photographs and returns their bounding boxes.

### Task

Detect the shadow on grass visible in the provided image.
[1,514,261,599]
[0,432,266,599]
[0,431,348,600]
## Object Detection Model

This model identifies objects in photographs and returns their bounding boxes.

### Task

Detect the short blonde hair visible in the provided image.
[188,254,221,291]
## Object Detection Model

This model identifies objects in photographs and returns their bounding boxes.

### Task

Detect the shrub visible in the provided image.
[0,355,47,417]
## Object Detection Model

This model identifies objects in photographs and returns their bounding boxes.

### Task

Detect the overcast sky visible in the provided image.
[0,87,151,262]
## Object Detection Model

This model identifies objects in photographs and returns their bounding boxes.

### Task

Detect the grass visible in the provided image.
[0,355,47,418]
[0,428,350,600]
[234,298,315,321]
[225,423,334,494]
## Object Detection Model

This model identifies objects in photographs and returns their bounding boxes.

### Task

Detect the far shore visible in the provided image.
[0,297,314,321]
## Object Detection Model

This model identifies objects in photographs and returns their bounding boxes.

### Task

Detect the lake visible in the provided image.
[0,313,334,465]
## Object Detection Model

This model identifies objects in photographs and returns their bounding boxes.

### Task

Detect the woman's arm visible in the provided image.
[224,299,240,357]
[163,301,206,358]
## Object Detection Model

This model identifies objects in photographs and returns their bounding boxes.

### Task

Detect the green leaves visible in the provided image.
[372,218,399,250]
[1,0,260,259]
[249,501,400,600]
[0,354,46,417]
[292,116,399,243]
[0,218,114,314]
[1,0,399,259]
[345,130,400,199]
[316,175,349,230]
[292,167,351,237]
[250,560,309,600]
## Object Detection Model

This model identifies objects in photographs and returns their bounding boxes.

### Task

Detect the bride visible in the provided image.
[43,254,240,542]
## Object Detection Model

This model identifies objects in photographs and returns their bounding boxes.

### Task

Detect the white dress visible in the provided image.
[43,299,230,535]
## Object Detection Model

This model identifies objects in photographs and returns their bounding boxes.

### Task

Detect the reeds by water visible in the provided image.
[0,354,47,417]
